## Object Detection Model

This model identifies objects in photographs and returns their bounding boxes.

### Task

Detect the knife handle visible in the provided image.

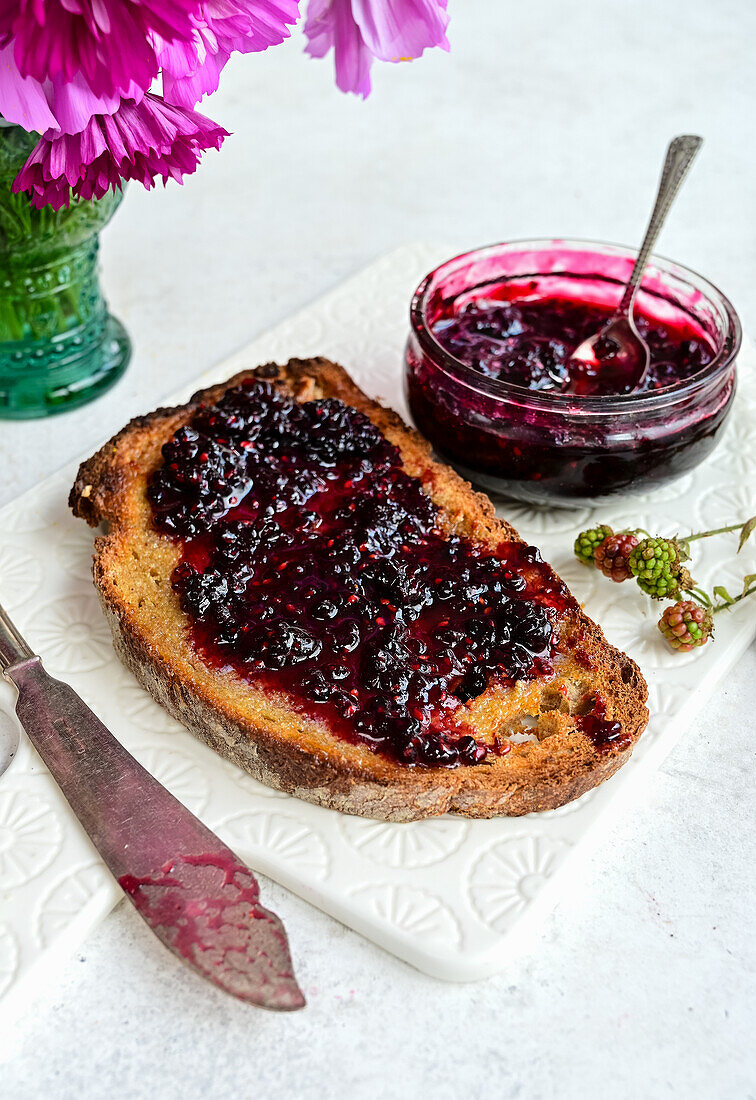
[0,603,34,671]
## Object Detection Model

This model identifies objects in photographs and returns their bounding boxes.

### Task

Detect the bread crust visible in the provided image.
[70,358,648,821]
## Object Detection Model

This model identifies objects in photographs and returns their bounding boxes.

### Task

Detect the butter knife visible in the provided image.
[0,601,305,1011]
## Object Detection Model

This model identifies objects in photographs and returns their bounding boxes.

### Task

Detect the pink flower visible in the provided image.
[0,40,138,134]
[304,0,448,97]
[0,0,202,100]
[159,0,300,108]
[13,91,228,210]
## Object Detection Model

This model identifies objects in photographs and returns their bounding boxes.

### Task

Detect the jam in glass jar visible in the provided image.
[405,240,741,506]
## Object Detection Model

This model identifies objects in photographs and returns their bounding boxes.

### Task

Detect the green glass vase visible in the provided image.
[0,124,130,419]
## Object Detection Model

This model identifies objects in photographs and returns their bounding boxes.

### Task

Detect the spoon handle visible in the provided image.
[619,134,703,315]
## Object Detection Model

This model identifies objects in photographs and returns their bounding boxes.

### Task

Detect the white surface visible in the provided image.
[1,0,755,1095]
[2,242,754,1009]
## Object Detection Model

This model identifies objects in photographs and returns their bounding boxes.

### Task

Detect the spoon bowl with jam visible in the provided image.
[563,135,704,397]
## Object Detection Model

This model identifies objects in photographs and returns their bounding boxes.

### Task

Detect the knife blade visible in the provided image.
[0,600,305,1011]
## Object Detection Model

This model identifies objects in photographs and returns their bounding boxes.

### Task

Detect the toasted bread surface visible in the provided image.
[70,358,648,821]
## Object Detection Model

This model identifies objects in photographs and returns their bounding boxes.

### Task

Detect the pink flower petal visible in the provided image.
[220,0,301,54]
[0,42,57,131]
[6,0,202,100]
[303,0,334,59]
[13,91,229,209]
[162,45,230,108]
[351,0,448,62]
[159,1,300,107]
[154,26,214,80]
[49,72,143,134]
[304,0,448,96]
[305,0,372,97]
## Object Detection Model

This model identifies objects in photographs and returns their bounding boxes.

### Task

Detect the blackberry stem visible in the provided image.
[712,583,756,612]
[685,583,756,613]
[683,522,748,542]
[684,586,711,608]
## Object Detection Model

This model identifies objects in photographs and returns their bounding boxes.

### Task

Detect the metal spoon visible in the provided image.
[563,134,703,396]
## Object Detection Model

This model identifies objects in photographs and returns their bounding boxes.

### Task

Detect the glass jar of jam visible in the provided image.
[404,240,741,506]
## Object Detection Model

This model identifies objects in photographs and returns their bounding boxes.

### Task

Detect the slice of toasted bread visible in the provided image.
[70,358,648,821]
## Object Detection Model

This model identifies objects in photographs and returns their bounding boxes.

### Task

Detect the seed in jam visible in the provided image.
[149,380,575,768]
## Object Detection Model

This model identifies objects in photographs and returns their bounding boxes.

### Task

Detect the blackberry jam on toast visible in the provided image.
[71,359,648,821]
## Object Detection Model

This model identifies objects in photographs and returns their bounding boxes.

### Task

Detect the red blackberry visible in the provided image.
[594,534,639,583]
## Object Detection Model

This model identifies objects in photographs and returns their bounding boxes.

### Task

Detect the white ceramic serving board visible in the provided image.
[0,244,754,1012]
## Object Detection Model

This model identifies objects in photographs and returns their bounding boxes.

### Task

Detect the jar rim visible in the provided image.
[410,237,742,413]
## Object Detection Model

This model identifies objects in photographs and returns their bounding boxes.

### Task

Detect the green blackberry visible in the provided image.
[629,537,687,600]
[574,525,614,566]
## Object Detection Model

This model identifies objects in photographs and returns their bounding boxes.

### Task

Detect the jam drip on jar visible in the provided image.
[432,295,715,395]
[149,380,574,768]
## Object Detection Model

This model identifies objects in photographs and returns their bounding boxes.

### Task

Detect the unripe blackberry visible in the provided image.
[658,600,713,652]
[629,537,686,600]
[574,525,614,566]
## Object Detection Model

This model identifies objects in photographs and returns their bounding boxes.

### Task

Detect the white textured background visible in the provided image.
[2,0,755,1096]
